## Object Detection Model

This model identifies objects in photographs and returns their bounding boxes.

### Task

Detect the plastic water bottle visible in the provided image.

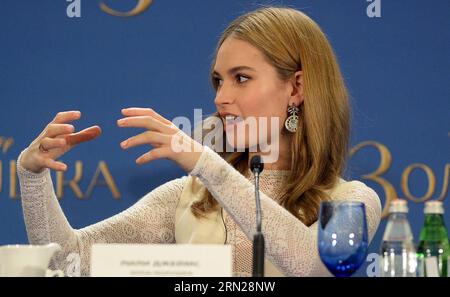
[380,199,417,277]
[416,201,449,277]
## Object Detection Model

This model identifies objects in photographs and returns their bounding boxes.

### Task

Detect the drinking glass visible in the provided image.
[318,201,368,277]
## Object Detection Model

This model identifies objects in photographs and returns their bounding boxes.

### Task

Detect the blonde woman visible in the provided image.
[18,7,381,276]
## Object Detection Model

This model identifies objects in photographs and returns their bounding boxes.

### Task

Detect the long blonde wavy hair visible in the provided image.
[191,7,350,226]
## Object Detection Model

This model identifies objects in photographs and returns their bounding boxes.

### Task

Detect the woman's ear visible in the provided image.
[289,70,304,106]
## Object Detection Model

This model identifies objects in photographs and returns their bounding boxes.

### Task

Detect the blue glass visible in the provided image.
[318,201,368,277]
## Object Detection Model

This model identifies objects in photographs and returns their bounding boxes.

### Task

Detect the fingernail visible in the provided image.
[121,141,127,148]
[117,119,124,126]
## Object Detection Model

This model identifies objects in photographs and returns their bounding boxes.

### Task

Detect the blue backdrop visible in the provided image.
[1,0,449,276]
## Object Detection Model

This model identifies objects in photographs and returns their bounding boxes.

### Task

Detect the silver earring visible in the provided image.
[284,104,299,133]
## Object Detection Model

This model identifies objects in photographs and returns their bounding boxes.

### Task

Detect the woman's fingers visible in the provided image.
[120,131,169,149]
[136,147,170,165]
[118,109,177,165]
[45,124,75,138]
[38,126,101,172]
[117,108,203,171]
[52,111,81,124]
[121,107,172,125]
[20,111,103,174]
[65,126,102,146]
[42,157,68,172]
[117,116,174,134]
[40,137,67,151]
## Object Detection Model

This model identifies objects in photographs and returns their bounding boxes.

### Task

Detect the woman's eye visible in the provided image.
[237,75,249,83]
[213,75,248,89]
[215,78,223,86]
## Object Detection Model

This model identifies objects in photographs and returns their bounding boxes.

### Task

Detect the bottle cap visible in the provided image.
[389,199,408,213]
[424,201,444,214]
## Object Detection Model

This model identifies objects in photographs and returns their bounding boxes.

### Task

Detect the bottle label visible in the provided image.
[448,256,450,277]
[425,257,439,277]
[417,258,425,277]
[380,252,417,277]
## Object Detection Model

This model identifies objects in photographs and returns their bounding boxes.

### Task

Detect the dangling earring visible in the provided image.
[284,104,299,133]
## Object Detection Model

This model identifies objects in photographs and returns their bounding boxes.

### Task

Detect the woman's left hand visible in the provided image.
[117,107,203,173]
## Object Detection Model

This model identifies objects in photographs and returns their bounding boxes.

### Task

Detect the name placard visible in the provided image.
[90,244,232,277]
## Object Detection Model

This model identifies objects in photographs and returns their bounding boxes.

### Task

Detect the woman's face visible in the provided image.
[212,37,301,152]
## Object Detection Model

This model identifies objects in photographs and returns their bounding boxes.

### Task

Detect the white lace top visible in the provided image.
[17,146,382,277]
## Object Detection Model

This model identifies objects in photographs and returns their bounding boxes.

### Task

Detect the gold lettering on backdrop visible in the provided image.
[0,137,14,195]
[85,161,121,199]
[437,164,449,201]
[100,0,153,17]
[9,160,17,198]
[401,164,449,203]
[401,164,436,203]
[56,161,84,199]
[0,137,14,154]
[0,134,446,208]
[350,141,398,218]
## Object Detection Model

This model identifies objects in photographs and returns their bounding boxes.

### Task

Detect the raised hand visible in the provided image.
[117,107,203,172]
[20,111,102,173]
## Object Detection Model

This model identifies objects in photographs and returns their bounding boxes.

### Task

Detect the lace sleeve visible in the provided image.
[190,146,382,276]
[17,150,187,276]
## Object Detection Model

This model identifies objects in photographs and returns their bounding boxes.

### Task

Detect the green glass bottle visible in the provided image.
[416,201,449,277]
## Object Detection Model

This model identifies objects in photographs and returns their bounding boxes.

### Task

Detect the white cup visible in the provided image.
[0,243,64,277]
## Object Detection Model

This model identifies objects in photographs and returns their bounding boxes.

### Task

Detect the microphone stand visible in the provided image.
[251,156,265,277]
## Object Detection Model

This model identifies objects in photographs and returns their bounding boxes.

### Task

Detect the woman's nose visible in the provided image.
[214,86,235,106]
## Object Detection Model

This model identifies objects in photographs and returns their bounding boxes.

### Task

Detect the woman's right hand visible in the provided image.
[20,111,102,173]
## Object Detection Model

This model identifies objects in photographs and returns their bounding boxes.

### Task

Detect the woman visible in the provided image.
[17,7,381,276]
